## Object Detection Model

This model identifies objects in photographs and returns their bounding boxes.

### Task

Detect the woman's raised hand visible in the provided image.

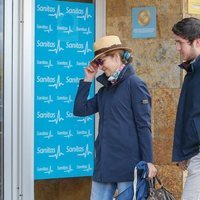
[84,62,98,82]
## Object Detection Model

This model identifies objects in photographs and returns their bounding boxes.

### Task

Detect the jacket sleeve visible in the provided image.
[130,78,154,163]
[73,80,98,116]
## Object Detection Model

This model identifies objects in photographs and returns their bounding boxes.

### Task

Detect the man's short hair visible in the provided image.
[172,17,200,44]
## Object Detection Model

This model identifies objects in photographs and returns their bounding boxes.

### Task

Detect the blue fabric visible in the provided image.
[172,55,200,162]
[74,65,153,182]
[116,161,149,200]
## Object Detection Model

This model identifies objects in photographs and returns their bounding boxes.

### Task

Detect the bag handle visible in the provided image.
[155,175,163,187]
[148,175,163,189]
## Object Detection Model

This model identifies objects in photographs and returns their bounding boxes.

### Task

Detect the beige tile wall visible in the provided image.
[108,0,199,199]
[106,0,200,199]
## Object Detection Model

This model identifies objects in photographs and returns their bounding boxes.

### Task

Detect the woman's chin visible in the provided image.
[104,72,110,77]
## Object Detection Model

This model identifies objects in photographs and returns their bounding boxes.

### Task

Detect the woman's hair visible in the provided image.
[172,17,200,44]
[107,50,133,64]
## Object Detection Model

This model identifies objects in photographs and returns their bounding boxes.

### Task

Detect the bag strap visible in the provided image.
[132,166,138,200]
[155,175,163,187]
[148,175,163,189]
[148,178,155,188]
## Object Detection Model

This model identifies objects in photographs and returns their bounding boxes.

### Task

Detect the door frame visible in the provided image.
[4,0,105,199]
[4,0,34,199]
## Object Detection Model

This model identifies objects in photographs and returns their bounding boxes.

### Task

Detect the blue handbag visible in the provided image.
[115,161,149,200]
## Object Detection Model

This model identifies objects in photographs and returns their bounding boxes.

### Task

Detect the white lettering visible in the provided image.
[65,76,81,83]
[36,40,55,48]
[37,147,55,154]
[66,42,83,49]
[36,76,55,83]
[37,4,55,12]
[66,7,84,14]
[66,146,84,153]
[37,112,55,119]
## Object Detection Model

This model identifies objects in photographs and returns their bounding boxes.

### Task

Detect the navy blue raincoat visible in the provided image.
[74,64,153,182]
[172,55,200,162]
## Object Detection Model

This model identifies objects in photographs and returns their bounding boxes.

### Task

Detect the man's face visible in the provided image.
[174,35,197,62]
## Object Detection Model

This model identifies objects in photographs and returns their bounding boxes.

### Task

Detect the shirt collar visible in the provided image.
[179,55,200,73]
[96,64,135,87]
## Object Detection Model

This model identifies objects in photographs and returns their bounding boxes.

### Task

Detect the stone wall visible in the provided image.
[107,0,200,199]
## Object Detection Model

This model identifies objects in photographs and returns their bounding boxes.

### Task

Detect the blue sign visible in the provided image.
[132,7,156,38]
[34,0,95,180]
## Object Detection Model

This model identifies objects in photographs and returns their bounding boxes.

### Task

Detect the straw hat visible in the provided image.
[91,35,132,62]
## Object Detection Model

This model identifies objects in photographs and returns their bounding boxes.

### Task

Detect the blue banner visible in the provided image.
[34,0,95,180]
[132,7,156,38]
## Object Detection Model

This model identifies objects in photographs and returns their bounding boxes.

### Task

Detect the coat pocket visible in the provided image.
[193,116,200,142]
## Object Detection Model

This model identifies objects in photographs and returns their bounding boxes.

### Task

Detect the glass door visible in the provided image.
[0,0,4,199]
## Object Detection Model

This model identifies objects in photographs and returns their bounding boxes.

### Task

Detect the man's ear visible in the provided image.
[195,38,200,48]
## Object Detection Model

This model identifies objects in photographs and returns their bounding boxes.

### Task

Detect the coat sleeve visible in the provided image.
[130,77,154,163]
[73,80,98,116]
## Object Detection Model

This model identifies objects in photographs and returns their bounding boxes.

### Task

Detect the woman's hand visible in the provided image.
[147,163,157,179]
[84,62,98,82]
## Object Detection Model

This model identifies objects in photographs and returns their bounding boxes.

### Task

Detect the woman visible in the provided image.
[73,35,157,200]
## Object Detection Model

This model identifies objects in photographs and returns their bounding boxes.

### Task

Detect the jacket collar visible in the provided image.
[96,64,135,87]
[179,55,200,73]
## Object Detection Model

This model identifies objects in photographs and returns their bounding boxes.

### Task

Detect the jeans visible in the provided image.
[182,152,200,200]
[90,180,133,200]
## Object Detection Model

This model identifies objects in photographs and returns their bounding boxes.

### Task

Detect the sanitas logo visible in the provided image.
[66,42,83,49]
[57,95,73,104]
[37,24,48,30]
[37,96,50,101]
[76,27,87,32]
[37,4,55,12]
[57,26,70,31]
[37,131,50,136]
[76,61,87,66]
[77,165,87,169]
[36,76,55,83]
[66,111,75,119]
[37,60,49,65]
[37,147,55,154]
[36,40,55,48]
[65,76,81,83]
[37,112,55,119]
[66,7,84,14]
[57,130,72,136]
[66,146,84,153]
[37,167,49,172]
[57,61,71,66]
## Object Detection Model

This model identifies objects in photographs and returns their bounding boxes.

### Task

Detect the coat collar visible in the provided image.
[179,55,200,73]
[96,64,135,87]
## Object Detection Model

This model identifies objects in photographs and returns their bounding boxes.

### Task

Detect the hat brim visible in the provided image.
[91,47,132,63]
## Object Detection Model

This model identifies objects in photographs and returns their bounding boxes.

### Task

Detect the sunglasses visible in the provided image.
[94,58,104,66]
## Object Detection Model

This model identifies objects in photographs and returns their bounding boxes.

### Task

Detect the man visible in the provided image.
[172,17,200,200]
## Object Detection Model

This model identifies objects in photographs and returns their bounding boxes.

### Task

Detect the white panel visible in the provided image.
[95,0,106,139]
[95,0,106,39]
[4,0,105,199]
[22,0,34,199]
[4,0,34,199]
[4,0,13,199]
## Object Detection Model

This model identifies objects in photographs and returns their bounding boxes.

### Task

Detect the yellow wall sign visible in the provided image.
[188,0,200,15]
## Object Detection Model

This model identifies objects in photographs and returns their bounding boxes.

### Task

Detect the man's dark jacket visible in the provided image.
[74,64,153,182]
[172,55,200,162]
